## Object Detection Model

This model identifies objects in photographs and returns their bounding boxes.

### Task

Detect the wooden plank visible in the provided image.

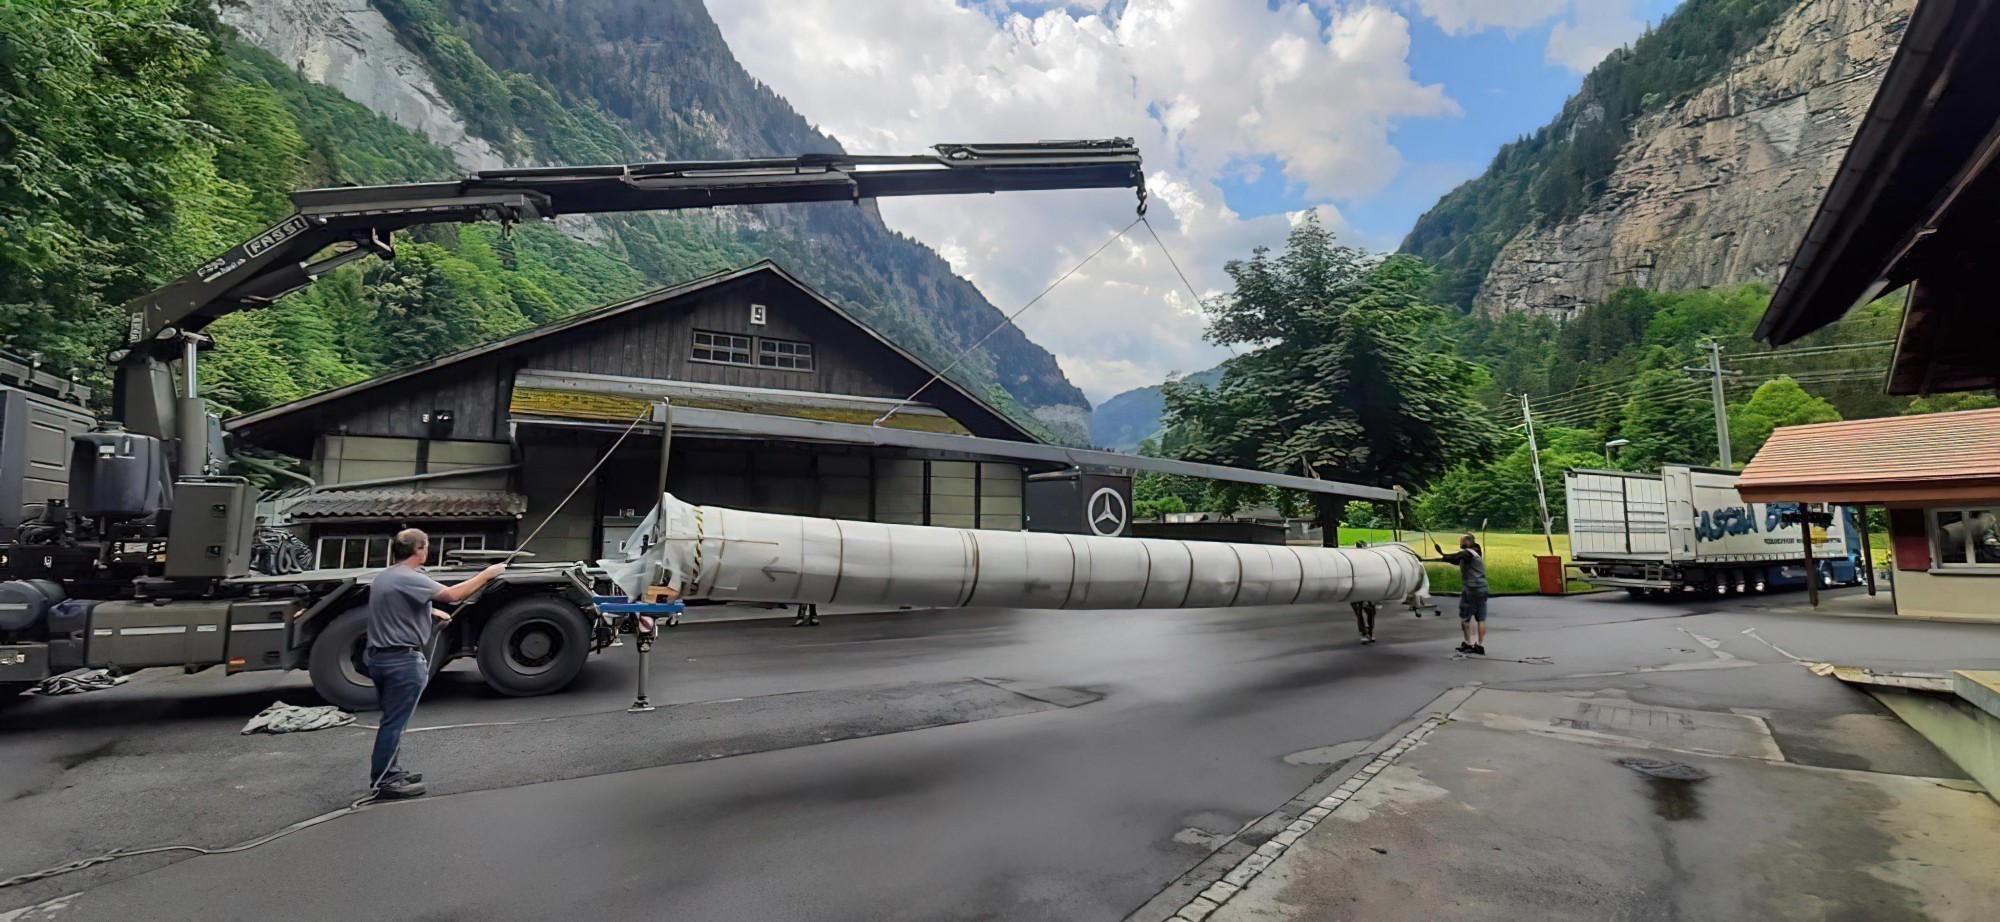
[508,385,971,434]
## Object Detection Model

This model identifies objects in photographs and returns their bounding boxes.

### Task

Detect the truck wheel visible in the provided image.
[477,596,589,698]
[309,607,379,712]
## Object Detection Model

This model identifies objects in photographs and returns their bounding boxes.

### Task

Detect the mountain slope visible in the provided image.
[1467,0,1911,316]
[217,0,1092,440]
[1398,0,1902,315]
[1089,366,1223,451]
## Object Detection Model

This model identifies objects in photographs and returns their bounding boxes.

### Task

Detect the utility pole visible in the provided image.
[1521,394,1555,555]
[1684,341,1743,468]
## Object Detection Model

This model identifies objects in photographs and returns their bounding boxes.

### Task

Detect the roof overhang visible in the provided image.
[1756,0,2000,394]
[1735,407,2000,505]
[514,405,1400,502]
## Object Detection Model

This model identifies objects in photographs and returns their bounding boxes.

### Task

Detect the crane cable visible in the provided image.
[875,214,1144,427]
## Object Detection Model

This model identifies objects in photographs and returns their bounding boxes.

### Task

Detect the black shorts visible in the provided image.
[1459,592,1488,623]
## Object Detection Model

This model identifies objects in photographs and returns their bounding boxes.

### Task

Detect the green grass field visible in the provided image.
[1324,528,1596,595]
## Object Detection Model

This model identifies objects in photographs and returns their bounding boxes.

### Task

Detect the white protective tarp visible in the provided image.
[602,494,1427,610]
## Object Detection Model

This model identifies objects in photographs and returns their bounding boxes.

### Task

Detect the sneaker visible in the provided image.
[1362,636,1376,645]
[1455,642,1472,653]
[375,777,427,799]
[1471,645,1486,656]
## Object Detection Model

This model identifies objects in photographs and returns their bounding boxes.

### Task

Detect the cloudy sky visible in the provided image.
[708,0,1683,404]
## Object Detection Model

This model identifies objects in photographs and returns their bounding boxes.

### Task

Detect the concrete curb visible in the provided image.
[1124,685,1479,922]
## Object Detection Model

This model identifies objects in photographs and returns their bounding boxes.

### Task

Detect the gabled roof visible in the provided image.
[225,260,1037,442]
[1736,408,2000,504]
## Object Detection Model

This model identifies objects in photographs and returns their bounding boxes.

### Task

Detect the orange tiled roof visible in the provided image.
[1736,407,2000,504]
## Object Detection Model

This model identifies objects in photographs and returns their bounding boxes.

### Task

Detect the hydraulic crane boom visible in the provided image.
[112,139,1146,474]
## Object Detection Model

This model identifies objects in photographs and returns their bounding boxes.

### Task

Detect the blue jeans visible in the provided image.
[366,650,428,787]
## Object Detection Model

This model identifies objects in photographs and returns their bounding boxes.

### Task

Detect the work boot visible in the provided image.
[376,777,427,799]
[1471,645,1486,656]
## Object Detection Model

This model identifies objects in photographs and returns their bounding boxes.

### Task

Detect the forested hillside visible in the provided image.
[1136,229,1990,531]
[0,0,1093,442]
[1399,0,1802,309]
[1090,367,1222,451]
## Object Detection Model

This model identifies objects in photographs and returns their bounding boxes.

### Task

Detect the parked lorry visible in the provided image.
[1564,465,1862,597]
[0,141,1147,708]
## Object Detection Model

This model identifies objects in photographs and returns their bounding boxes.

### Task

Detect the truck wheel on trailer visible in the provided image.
[476,595,589,698]
[308,606,451,711]
[309,607,379,711]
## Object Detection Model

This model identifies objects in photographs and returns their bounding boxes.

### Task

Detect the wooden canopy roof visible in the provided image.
[1736,407,2000,505]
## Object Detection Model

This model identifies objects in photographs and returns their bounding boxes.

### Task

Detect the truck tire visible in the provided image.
[476,595,589,698]
[309,607,379,712]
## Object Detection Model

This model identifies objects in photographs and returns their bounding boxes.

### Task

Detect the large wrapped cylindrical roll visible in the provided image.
[603,494,1427,610]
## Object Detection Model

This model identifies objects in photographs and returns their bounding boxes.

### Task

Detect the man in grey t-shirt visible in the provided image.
[1432,534,1489,656]
[365,528,504,798]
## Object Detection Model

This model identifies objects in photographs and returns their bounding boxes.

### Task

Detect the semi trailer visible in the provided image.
[0,141,1149,708]
[1564,465,1862,598]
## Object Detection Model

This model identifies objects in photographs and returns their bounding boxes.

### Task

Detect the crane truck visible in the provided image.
[0,141,1147,709]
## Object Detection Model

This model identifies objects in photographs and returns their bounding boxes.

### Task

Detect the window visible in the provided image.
[1929,509,2000,568]
[317,535,391,570]
[433,534,488,562]
[316,533,486,569]
[691,330,752,366]
[758,337,815,371]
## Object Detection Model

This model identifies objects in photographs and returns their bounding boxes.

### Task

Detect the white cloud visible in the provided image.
[1412,0,1570,34]
[1543,2,1650,72]
[708,0,1457,405]
[1410,0,1652,73]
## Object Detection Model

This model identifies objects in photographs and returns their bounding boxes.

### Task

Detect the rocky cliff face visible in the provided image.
[219,0,504,171]
[1475,0,1911,317]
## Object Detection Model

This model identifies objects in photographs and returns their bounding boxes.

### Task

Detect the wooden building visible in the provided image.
[228,261,1047,566]
[1737,409,2000,622]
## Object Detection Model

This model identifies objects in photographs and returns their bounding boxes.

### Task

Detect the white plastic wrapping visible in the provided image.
[602,494,1427,610]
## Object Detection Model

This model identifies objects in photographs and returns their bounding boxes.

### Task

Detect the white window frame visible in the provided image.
[691,330,753,366]
[316,533,486,569]
[316,534,392,570]
[1927,508,2000,571]
[756,336,815,372]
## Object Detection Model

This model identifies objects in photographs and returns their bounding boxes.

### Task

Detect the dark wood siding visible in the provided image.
[232,267,1029,454]
[523,275,920,399]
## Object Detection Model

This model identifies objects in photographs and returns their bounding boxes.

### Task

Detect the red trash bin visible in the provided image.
[1536,555,1565,595]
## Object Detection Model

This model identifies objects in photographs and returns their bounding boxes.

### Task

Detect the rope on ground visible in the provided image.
[241,701,356,735]
[1451,652,1553,665]
[0,792,383,891]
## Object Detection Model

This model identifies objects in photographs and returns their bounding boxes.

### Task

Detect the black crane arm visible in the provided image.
[110,140,1144,456]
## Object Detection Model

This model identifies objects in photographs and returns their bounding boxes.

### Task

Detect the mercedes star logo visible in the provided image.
[1087,487,1127,537]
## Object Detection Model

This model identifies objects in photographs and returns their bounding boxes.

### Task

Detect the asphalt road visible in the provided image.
[3,589,1994,920]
